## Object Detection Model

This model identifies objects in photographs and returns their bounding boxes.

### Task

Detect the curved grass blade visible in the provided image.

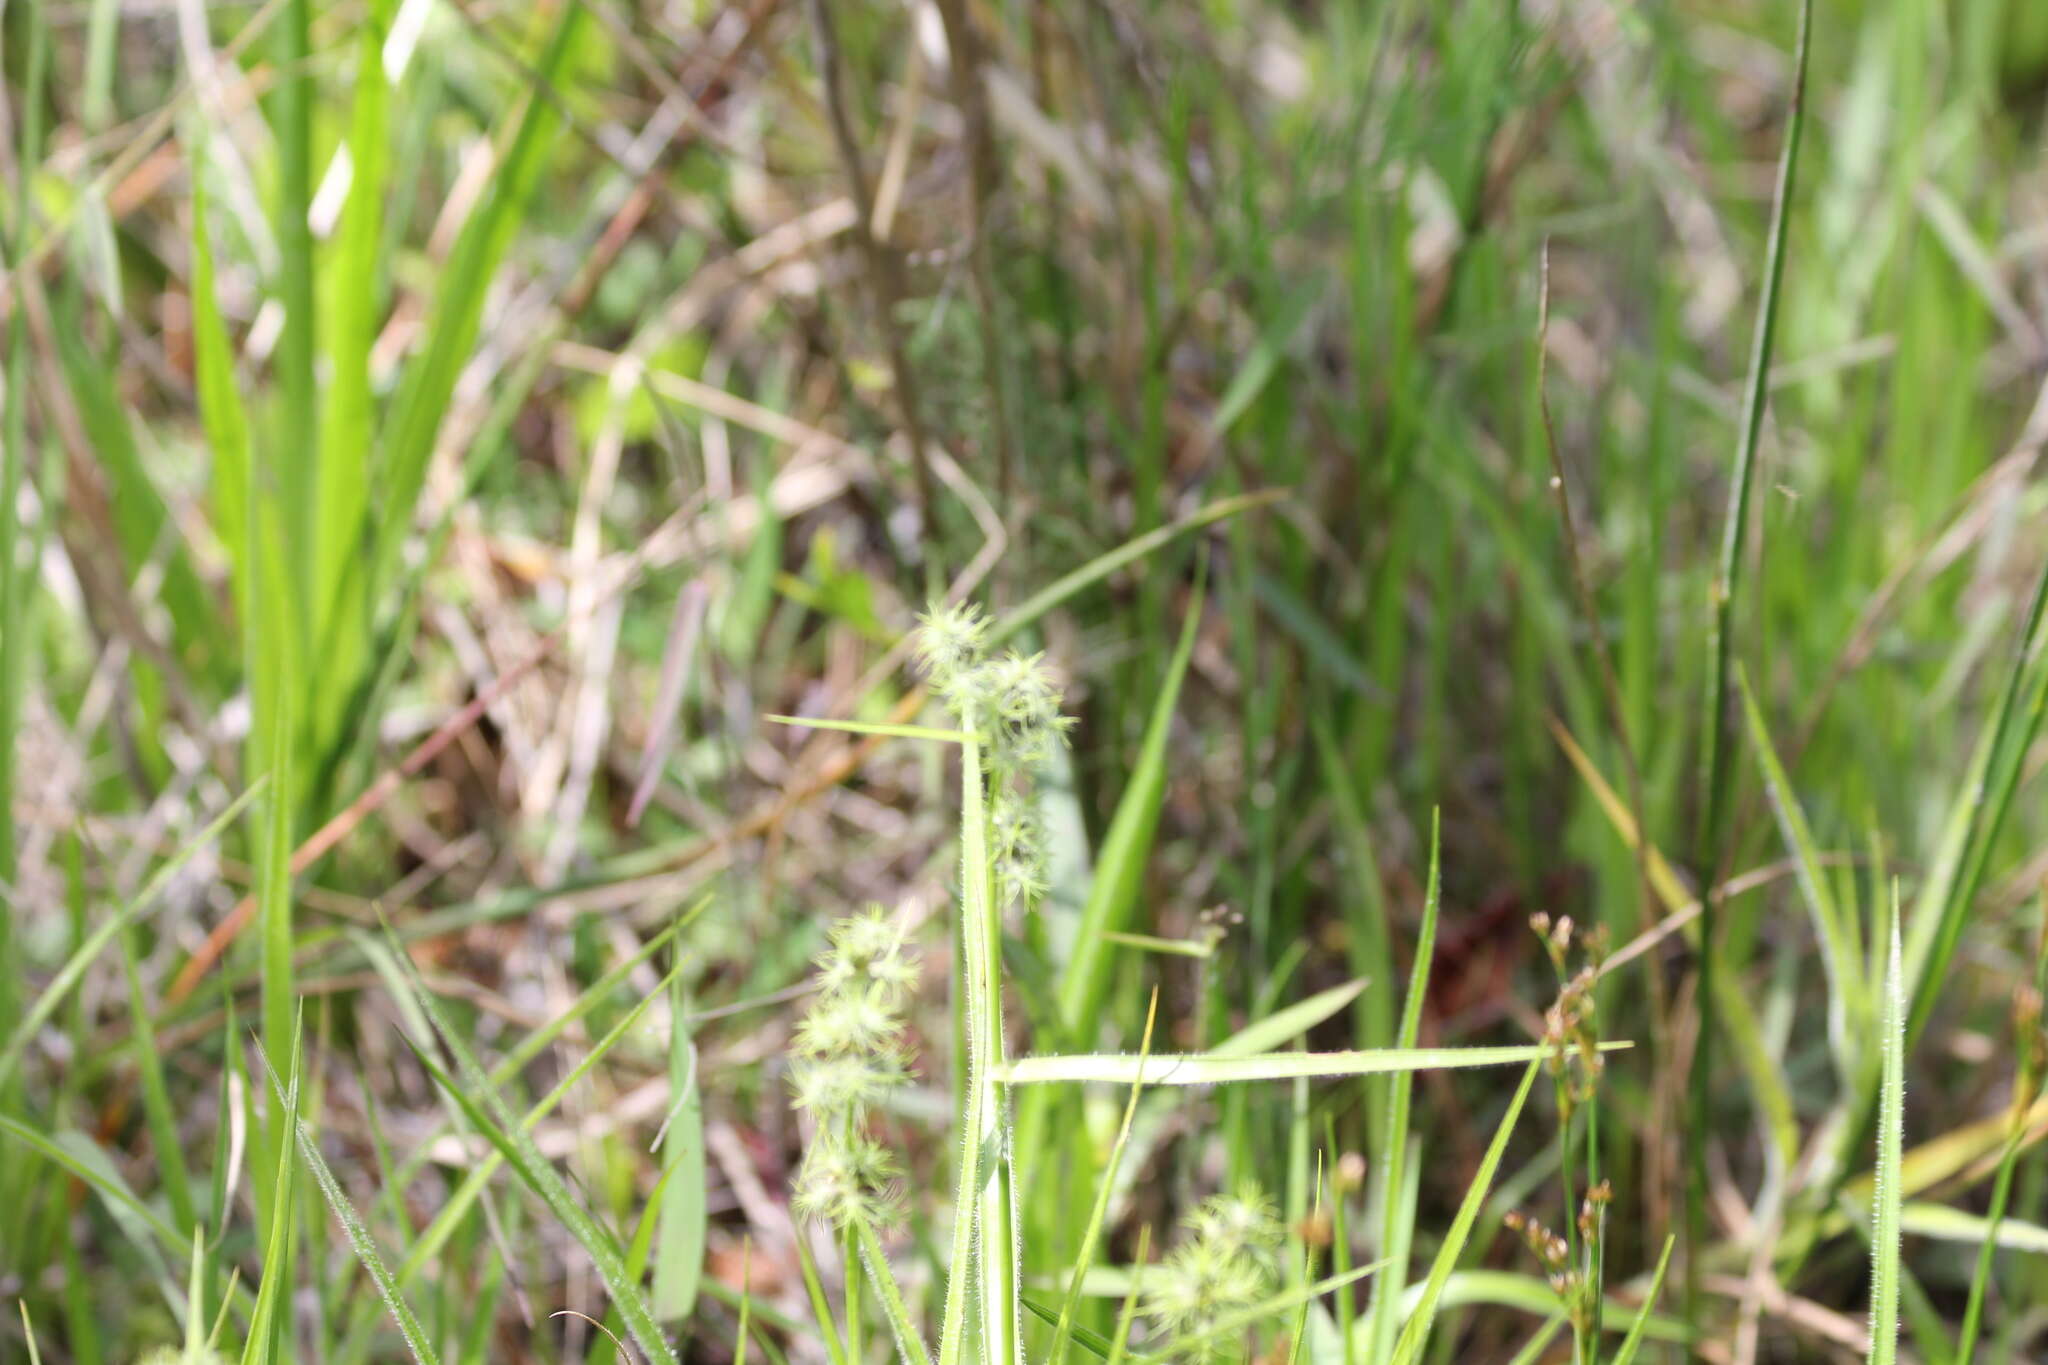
[855,1219,934,1365]
[1737,664,1866,1082]
[990,494,1272,648]
[1388,1060,1542,1365]
[393,958,681,1365]
[1609,1237,1675,1365]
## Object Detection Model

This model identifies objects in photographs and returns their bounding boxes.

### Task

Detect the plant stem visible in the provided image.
[960,737,1019,1365]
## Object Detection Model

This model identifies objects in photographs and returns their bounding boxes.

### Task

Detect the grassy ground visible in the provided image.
[7,0,2048,1361]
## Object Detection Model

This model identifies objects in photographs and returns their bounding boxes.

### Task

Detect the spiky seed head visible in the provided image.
[914,601,990,687]
[790,1050,908,1118]
[1185,1189,1283,1261]
[793,1134,903,1229]
[795,985,904,1058]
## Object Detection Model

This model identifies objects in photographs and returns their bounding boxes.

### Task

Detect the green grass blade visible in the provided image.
[1608,1236,1674,1365]
[1737,664,1865,1081]
[1312,724,1396,1120]
[1049,992,1159,1365]
[311,0,396,766]
[118,928,197,1233]
[652,974,706,1323]
[372,1,584,601]
[1150,1262,1382,1361]
[0,779,264,1089]
[1869,885,1905,1365]
[989,493,1275,648]
[998,1041,1629,1086]
[269,0,318,606]
[395,959,681,1364]
[1691,0,1812,1322]
[257,703,296,1132]
[1057,586,1203,1040]
[239,1030,302,1365]
[0,1116,184,1253]
[794,1229,850,1365]
[766,716,974,743]
[855,1220,934,1365]
[1388,1059,1542,1365]
[1365,809,1441,1365]
[1904,555,2048,1047]
[1205,979,1368,1059]
[188,160,256,650]
[284,1095,441,1364]
[1506,1317,1567,1365]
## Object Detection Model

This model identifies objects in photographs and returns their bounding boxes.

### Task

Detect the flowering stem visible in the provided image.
[961,735,1021,1365]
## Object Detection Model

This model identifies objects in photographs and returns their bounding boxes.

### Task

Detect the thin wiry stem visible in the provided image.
[1535,239,1673,1243]
[1689,0,1812,1340]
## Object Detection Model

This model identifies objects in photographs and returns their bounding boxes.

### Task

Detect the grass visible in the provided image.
[9,0,2048,1363]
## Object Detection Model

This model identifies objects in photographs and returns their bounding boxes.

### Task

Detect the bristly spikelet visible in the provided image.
[788,906,919,1230]
[793,1132,904,1229]
[915,600,991,694]
[1143,1186,1284,1359]
[914,603,1072,912]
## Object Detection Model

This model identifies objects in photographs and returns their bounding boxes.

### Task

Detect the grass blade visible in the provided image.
[1365,810,1442,1365]
[283,1093,440,1364]
[1049,991,1159,1365]
[990,494,1274,648]
[395,955,681,1364]
[998,1042,1630,1086]
[652,973,706,1323]
[1608,1237,1675,1365]
[1057,586,1203,1040]
[239,1028,302,1365]
[854,1220,934,1365]
[1691,0,1812,1323]
[371,1,584,601]
[766,716,975,744]
[1737,664,1866,1082]
[1388,1059,1542,1365]
[1868,884,1905,1365]
[0,779,265,1089]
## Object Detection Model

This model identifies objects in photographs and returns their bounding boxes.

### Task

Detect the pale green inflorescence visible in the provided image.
[789,907,917,1229]
[914,601,1072,910]
[1144,1187,1285,1358]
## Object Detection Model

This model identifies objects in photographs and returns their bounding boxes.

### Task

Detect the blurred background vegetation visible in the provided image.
[8,0,2048,1359]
